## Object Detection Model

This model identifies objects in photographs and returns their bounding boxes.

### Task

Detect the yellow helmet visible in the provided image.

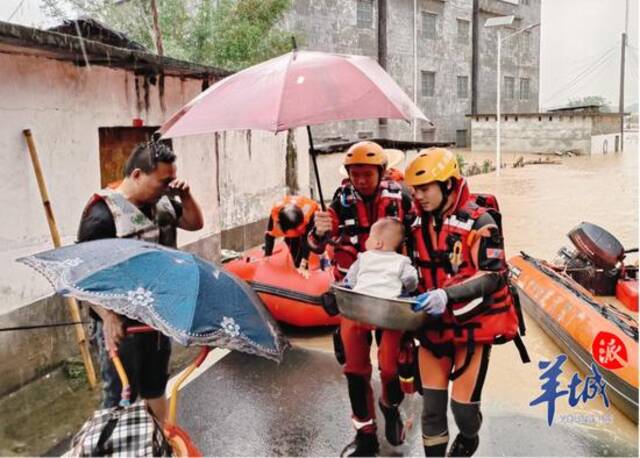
[405,148,461,187]
[343,141,387,167]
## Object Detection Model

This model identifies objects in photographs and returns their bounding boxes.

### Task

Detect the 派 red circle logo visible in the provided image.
[592,331,628,370]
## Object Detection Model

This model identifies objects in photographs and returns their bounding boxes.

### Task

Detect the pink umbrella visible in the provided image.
[160,49,429,207]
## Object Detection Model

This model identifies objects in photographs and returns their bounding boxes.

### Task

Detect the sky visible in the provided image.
[0,0,638,111]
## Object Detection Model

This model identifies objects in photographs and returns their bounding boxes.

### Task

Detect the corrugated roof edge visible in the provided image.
[0,20,231,80]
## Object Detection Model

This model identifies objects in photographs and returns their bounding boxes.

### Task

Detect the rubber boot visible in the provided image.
[378,399,404,446]
[424,443,448,457]
[447,434,479,457]
[348,429,380,457]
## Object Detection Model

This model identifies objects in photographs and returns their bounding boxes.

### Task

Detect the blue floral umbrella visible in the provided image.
[18,238,288,362]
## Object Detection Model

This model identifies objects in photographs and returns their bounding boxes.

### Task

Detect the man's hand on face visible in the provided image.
[168,179,191,199]
[103,310,124,352]
[313,211,333,237]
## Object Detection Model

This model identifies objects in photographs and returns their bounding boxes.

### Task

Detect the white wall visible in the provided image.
[0,53,218,313]
[590,133,620,155]
[471,114,592,154]
[0,51,316,314]
[217,129,310,230]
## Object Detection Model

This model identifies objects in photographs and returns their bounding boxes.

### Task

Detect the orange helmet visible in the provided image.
[405,148,461,187]
[343,141,387,168]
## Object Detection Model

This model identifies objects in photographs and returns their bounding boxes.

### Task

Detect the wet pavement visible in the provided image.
[177,141,639,456]
[177,347,638,456]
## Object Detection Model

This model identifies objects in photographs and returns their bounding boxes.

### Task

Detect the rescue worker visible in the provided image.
[264,195,319,276]
[309,141,415,456]
[405,148,524,457]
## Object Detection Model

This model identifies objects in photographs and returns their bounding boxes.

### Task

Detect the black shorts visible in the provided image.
[117,327,172,400]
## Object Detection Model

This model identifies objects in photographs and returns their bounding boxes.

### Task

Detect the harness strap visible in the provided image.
[449,329,476,381]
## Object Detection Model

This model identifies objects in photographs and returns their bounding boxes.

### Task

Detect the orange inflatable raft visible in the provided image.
[509,223,638,423]
[224,242,339,327]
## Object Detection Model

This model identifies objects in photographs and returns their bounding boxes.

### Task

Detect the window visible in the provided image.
[457,76,469,98]
[357,0,373,28]
[456,130,467,147]
[504,76,515,99]
[519,78,530,100]
[422,12,437,39]
[522,30,531,55]
[422,128,436,142]
[457,19,470,44]
[357,130,374,139]
[421,71,435,97]
[521,0,529,5]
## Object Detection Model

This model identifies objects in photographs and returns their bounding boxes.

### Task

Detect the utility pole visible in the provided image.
[378,0,388,138]
[413,0,418,141]
[619,32,626,152]
[619,0,629,152]
[471,0,479,115]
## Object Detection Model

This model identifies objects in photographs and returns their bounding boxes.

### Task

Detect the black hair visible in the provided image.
[123,141,176,177]
[278,204,304,232]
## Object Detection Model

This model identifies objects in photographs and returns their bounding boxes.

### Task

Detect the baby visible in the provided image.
[344,218,418,299]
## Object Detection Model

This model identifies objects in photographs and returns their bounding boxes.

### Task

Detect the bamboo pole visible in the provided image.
[22,129,97,389]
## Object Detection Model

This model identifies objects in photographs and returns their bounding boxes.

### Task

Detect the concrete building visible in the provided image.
[468,107,623,154]
[282,0,541,145]
[0,20,311,396]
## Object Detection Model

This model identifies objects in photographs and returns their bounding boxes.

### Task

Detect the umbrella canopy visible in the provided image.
[159,50,429,138]
[18,239,288,362]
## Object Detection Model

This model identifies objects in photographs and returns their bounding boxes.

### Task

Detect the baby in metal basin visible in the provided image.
[344,218,418,299]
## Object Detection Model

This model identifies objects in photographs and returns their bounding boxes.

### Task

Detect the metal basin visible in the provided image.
[331,284,427,331]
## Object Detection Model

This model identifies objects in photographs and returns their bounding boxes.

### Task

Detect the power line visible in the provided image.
[543,44,618,105]
[559,51,618,105]
[543,44,617,104]
[7,0,26,22]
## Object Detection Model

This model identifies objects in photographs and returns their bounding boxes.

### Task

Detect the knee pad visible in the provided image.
[450,399,482,438]
[421,388,448,437]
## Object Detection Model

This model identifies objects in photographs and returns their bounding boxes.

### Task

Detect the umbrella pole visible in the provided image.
[22,129,98,390]
[306,126,326,211]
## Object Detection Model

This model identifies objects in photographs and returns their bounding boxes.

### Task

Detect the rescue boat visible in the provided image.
[223,242,339,327]
[509,222,638,423]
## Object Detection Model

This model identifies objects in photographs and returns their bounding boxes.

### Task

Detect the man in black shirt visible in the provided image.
[78,141,204,423]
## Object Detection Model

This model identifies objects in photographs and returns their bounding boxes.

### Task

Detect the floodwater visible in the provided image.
[464,134,638,455]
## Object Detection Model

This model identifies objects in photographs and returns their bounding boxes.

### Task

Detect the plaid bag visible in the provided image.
[66,401,172,457]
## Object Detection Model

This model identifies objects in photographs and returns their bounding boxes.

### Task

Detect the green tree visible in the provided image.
[41,0,299,71]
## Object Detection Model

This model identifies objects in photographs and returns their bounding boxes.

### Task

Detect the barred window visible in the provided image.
[504,76,515,99]
[457,19,470,44]
[457,76,469,98]
[520,78,530,100]
[422,71,435,97]
[357,0,373,28]
[422,12,437,39]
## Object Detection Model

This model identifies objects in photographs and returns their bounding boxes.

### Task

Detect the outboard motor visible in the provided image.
[556,222,626,295]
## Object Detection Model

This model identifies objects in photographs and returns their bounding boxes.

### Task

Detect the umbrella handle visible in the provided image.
[168,346,211,426]
[108,349,132,407]
[107,326,153,406]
